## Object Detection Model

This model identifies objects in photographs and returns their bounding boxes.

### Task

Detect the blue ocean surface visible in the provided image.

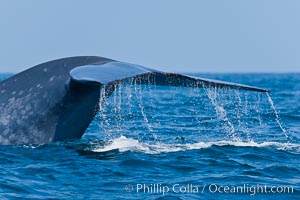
[0,73,299,200]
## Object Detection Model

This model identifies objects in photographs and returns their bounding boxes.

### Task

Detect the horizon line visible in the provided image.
[1,70,300,75]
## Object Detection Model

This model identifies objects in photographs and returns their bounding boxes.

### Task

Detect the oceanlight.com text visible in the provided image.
[125,183,294,196]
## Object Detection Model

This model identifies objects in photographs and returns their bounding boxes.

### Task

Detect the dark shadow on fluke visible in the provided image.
[0,56,269,145]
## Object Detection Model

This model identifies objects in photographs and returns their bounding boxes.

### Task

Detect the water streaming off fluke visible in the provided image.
[94,76,289,145]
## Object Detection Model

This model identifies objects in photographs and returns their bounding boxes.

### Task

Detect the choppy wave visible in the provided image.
[1,73,299,199]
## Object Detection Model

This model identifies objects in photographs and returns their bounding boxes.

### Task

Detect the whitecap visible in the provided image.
[92,136,300,154]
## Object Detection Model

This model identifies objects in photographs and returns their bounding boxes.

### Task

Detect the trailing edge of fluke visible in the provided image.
[0,56,269,145]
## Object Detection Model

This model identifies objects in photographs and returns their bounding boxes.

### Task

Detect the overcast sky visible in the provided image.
[0,0,299,73]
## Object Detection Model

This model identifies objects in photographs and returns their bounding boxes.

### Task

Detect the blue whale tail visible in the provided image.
[0,56,268,145]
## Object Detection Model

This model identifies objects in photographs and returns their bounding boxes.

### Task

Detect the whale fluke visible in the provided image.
[0,56,268,145]
[70,62,268,92]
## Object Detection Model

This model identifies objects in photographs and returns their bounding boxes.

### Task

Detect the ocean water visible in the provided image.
[0,73,299,200]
